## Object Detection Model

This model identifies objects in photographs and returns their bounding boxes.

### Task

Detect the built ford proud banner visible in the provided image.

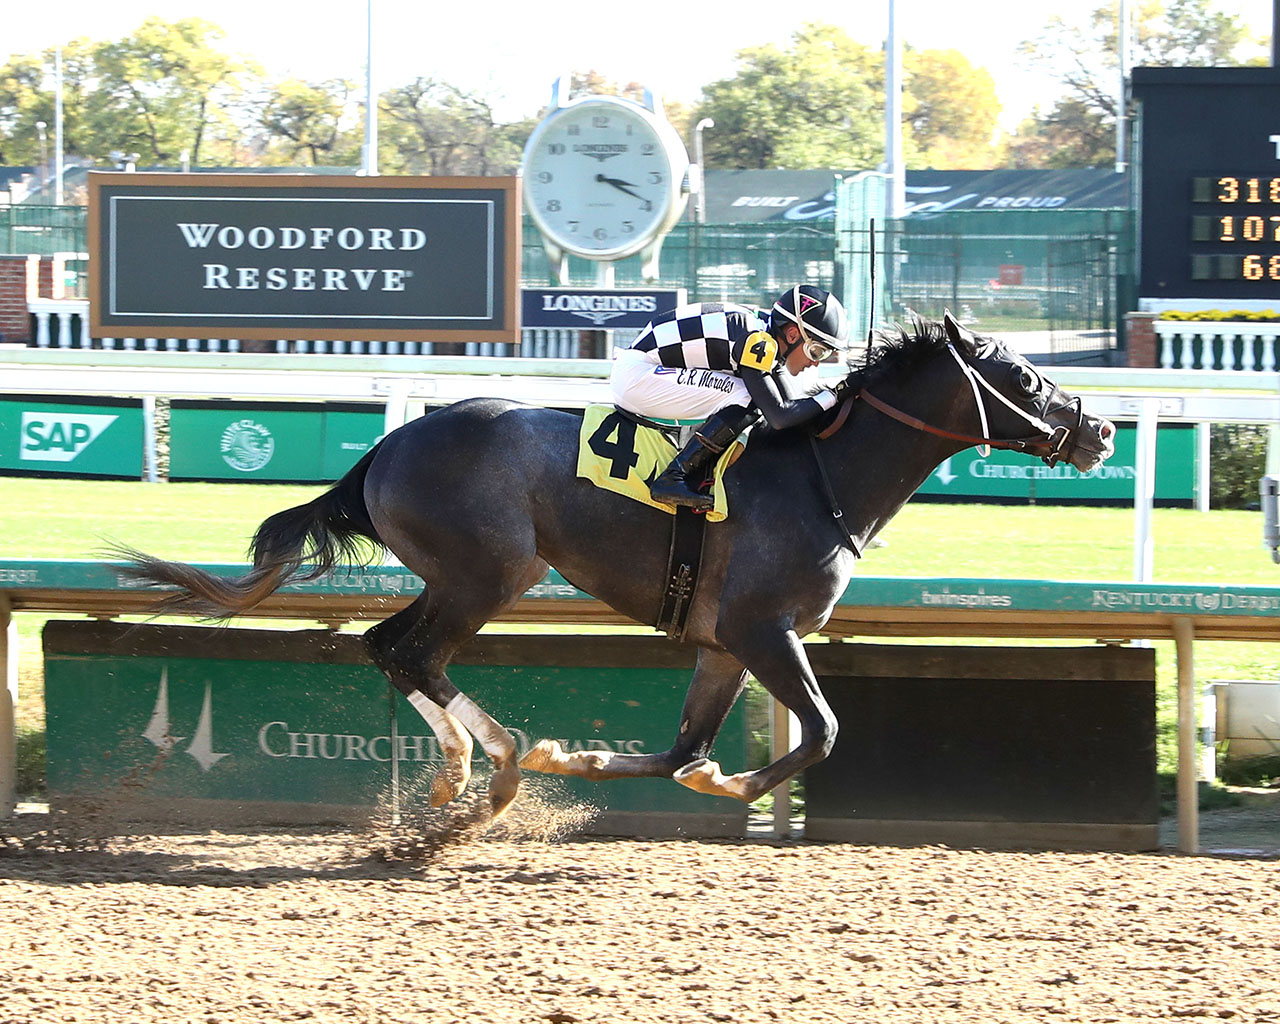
[703,169,1127,223]
[88,173,519,344]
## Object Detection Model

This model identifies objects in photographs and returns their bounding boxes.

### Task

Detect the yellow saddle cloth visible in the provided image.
[576,405,743,522]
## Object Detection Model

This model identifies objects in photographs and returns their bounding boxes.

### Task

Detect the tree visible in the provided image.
[695,23,884,170]
[904,48,1001,169]
[84,17,260,166]
[255,78,362,166]
[379,78,527,175]
[0,22,261,170]
[1011,0,1264,167]
[1006,100,1116,169]
[0,41,94,168]
[0,54,52,166]
[693,23,1001,171]
[1138,0,1262,65]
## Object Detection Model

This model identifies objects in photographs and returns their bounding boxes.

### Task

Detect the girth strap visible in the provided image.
[807,434,864,559]
[614,406,687,442]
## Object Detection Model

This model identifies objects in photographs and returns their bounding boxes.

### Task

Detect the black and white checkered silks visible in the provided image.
[630,302,770,371]
[610,303,773,422]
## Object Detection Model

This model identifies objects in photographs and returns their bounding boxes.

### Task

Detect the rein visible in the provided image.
[807,341,1084,557]
[818,343,1082,467]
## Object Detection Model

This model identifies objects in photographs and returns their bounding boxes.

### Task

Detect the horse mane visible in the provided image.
[748,317,952,450]
[842,316,952,393]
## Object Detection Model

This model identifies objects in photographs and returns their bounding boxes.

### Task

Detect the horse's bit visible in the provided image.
[826,343,1084,468]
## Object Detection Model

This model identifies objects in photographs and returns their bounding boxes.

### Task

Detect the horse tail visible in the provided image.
[112,444,385,618]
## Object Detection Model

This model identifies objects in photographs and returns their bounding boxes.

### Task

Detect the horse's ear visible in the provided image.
[942,309,978,355]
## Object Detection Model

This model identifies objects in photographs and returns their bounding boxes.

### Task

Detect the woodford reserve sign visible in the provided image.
[88,173,520,343]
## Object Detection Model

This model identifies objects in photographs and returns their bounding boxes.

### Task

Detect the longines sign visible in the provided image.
[521,287,685,329]
[88,172,520,343]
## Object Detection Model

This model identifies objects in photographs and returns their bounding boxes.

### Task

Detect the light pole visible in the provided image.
[363,0,378,175]
[884,0,905,219]
[54,45,64,204]
[694,118,714,224]
[1116,0,1130,173]
[35,121,48,196]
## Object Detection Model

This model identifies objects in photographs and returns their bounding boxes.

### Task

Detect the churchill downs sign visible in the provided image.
[88,173,520,343]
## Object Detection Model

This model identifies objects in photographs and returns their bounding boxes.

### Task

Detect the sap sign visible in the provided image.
[21,412,118,462]
[0,397,144,478]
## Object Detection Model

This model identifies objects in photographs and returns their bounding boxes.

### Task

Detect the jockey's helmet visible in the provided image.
[771,285,850,357]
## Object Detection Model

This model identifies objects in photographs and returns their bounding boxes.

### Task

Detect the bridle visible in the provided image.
[807,342,1084,558]
[820,343,1084,468]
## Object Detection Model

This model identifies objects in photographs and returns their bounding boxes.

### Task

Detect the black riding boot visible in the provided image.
[649,405,760,511]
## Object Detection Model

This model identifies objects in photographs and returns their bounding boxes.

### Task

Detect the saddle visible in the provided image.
[576,405,744,640]
[575,405,742,521]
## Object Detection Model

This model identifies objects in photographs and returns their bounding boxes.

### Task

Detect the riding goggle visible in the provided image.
[802,336,836,361]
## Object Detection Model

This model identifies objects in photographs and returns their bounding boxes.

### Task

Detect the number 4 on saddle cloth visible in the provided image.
[576,405,747,522]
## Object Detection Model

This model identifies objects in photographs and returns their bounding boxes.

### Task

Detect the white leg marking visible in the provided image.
[408,690,472,759]
[407,689,473,806]
[445,693,516,762]
[446,693,521,817]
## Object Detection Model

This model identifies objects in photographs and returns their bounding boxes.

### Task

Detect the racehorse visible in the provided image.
[114,313,1115,819]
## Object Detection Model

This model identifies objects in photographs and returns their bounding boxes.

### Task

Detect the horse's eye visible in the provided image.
[1014,367,1040,395]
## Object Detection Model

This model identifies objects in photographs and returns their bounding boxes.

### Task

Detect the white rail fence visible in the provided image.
[27,300,1280,372]
[25,298,595,359]
[1154,321,1280,372]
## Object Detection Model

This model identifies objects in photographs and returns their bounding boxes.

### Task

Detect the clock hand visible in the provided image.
[595,173,647,203]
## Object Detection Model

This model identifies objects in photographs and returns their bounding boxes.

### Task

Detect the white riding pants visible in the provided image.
[609,348,751,423]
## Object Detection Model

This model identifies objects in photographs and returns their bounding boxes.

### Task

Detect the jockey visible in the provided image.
[610,284,852,512]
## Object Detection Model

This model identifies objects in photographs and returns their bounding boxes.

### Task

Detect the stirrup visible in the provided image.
[653,488,713,511]
[650,476,714,511]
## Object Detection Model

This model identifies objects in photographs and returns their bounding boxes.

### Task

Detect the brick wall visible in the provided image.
[0,255,52,345]
[1124,312,1158,368]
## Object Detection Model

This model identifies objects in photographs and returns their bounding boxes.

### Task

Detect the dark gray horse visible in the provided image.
[115,314,1115,817]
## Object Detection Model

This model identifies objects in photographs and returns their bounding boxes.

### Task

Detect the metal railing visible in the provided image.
[14,205,1137,366]
[834,209,1135,365]
[0,204,86,256]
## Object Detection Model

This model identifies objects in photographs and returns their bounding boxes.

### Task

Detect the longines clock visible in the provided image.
[522,79,690,281]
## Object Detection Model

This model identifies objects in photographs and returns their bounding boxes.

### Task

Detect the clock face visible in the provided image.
[523,99,684,259]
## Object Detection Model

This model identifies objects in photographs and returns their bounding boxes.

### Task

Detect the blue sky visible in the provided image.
[8,0,1275,130]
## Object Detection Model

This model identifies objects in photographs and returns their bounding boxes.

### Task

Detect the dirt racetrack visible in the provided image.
[2,788,1279,1024]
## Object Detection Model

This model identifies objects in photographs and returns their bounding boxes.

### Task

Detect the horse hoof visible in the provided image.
[673,759,754,801]
[428,778,462,808]
[519,739,564,774]
[428,765,470,807]
[487,760,521,819]
[673,758,717,792]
